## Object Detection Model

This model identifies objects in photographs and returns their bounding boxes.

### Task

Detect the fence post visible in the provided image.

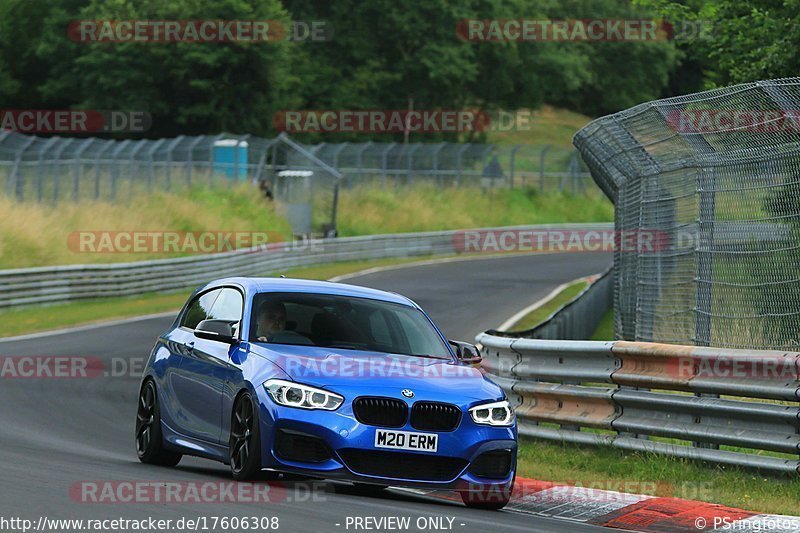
[539,145,551,192]
[92,143,102,200]
[406,144,421,186]
[185,136,204,187]
[72,138,96,202]
[381,142,395,187]
[0,131,11,198]
[695,168,716,349]
[355,141,371,183]
[91,141,114,201]
[146,139,167,193]
[110,140,131,201]
[431,142,447,187]
[569,151,581,194]
[164,136,184,192]
[36,137,59,203]
[510,144,521,189]
[8,137,36,201]
[332,143,348,187]
[456,144,470,188]
[127,141,148,197]
[251,139,274,185]
[209,133,225,186]
[52,138,77,203]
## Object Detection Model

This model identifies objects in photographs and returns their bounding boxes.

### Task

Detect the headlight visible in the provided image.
[264,379,343,411]
[469,400,515,426]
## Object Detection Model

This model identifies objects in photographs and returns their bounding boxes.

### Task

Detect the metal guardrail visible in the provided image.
[476,333,800,474]
[0,223,612,309]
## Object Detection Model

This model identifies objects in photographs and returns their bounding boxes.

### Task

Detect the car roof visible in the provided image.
[203,277,416,307]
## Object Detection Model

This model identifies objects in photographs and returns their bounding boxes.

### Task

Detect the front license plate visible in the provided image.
[374,429,438,452]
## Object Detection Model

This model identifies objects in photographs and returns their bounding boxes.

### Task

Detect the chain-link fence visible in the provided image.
[277,140,593,193]
[0,130,275,202]
[0,130,591,198]
[575,77,800,350]
[0,129,594,236]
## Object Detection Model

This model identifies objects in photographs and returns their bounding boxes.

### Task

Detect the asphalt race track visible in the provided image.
[0,252,613,533]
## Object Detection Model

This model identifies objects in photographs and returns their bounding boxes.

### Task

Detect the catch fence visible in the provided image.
[575,78,800,349]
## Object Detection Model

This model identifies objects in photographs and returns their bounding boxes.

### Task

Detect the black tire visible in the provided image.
[350,482,388,495]
[229,392,263,480]
[135,380,182,466]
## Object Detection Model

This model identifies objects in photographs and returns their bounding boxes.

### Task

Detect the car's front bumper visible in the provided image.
[254,387,517,492]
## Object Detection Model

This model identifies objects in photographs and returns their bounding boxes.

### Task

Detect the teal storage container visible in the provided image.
[213,139,248,179]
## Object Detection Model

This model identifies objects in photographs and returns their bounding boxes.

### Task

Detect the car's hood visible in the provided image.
[250,343,503,402]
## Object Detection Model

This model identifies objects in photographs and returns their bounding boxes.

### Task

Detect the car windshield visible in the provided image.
[250,292,452,359]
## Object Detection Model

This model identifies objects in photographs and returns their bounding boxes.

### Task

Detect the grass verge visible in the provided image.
[338,186,611,237]
[517,437,800,515]
[0,184,293,269]
[505,279,589,332]
[2,183,611,269]
[487,105,592,148]
[590,308,615,340]
[0,256,436,338]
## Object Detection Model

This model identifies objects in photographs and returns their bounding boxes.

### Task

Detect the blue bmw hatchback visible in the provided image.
[136,277,517,509]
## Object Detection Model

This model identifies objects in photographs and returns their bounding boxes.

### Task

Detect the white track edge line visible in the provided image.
[0,252,547,343]
[495,274,597,332]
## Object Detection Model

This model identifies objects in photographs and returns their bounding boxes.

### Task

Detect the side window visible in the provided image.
[208,288,244,335]
[180,289,221,330]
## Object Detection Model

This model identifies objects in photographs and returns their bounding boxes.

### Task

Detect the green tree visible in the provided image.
[77,0,292,136]
[1,0,294,137]
[284,0,680,135]
[636,0,800,85]
[541,0,679,115]
[0,0,684,138]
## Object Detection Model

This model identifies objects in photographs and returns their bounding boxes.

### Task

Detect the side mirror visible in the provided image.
[195,319,238,345]
[449,340,482,365]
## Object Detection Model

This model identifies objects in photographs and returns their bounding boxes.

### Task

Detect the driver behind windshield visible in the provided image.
[254,300,312,344]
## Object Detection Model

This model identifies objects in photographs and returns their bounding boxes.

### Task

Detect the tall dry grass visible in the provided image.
[0,184,292,268]
[337,184,612,236]
[0,182,613,268]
